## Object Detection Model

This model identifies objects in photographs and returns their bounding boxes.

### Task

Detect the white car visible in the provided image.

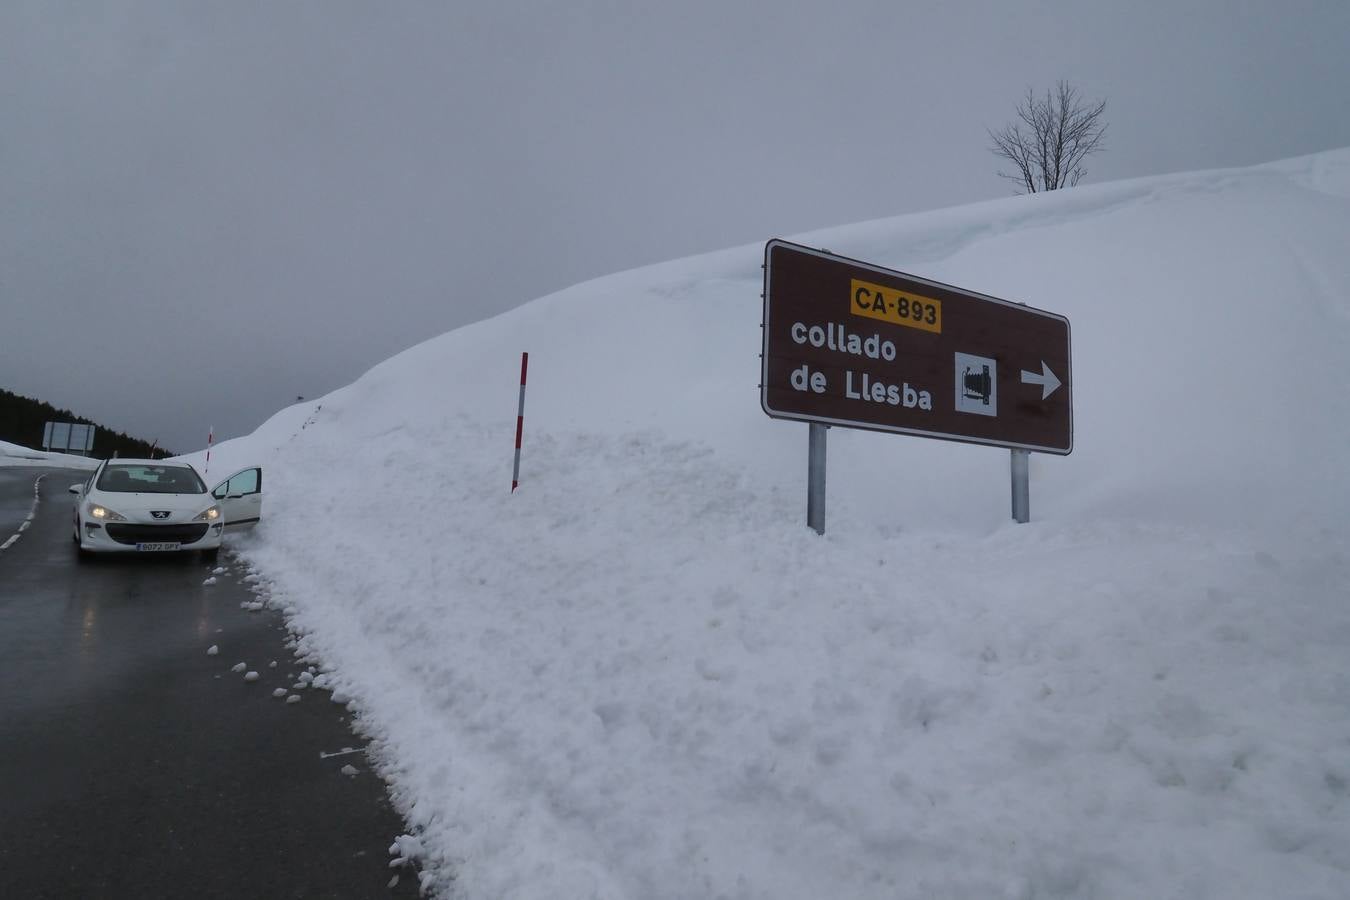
[70,460,263,559]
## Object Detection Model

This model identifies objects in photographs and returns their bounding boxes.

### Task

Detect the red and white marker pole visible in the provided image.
[511,352,528,492]
[205,426,214,475]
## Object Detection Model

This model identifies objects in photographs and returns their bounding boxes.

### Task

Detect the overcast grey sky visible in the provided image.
[4,1,1349,452]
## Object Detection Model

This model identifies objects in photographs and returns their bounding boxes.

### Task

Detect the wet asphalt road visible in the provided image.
[0,467,422,899]
[0,464,45,543]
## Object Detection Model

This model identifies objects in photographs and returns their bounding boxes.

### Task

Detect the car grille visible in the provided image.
[105,523,210,546]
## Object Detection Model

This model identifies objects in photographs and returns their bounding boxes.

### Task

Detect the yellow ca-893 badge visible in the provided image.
[850,278,942,334]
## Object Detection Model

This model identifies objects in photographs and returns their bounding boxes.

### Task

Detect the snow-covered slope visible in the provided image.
[199,149,1350,898]
[0,439,99,469]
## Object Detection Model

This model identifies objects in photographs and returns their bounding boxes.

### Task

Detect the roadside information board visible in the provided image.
[42,421,96,455]
[761,240,1073,454]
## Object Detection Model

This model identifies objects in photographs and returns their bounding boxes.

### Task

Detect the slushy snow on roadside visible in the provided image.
[192,149,1350,898]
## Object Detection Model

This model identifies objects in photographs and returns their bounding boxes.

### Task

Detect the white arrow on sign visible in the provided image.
[1020,361,1063,400]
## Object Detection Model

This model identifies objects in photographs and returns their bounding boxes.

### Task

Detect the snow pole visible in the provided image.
[511,353,528,492]
[205,426,214,475]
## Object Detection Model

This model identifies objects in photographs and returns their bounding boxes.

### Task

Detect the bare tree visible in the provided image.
[989,81,1107,193]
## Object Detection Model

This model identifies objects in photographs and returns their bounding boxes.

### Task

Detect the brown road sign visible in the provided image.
[761,239,1073,454]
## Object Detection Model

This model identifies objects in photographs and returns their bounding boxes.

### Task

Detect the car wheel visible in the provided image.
[201,548,220,563]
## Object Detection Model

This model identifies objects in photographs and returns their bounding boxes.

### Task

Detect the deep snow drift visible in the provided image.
[0,439,99,469]
[197,149,1350,898]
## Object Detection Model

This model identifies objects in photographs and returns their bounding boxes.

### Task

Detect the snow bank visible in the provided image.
[199,149,1350,898]
[0,439,99,469]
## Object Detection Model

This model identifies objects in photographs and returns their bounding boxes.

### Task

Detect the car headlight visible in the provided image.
[87,503,127,521]
[194,505,221,522]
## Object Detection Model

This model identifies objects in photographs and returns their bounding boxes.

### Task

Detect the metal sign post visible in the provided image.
[807,423,827,534]
[1010,449,1030,523]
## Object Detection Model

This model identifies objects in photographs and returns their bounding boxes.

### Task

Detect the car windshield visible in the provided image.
[96,465,206,494]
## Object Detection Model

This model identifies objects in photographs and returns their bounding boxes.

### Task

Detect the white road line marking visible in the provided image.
[0,473,47,555]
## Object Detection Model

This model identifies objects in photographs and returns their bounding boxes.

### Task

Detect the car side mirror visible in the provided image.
[69,484,82,495]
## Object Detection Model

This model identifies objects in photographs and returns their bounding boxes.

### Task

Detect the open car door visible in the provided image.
[211,467,263,530]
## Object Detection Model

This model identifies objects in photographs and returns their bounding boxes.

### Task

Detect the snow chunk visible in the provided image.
[272,688,287,698]
[340,764,359,777]
[286,694,301,704]
[206,645,219,656]
[230,662,246,673]
[390,834,423,859]
[202,576,217,586]
[243,671,259,682]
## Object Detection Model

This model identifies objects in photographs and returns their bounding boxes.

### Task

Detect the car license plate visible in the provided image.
[136,542,181,552]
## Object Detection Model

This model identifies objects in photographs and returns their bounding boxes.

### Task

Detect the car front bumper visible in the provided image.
[80,519,224,553]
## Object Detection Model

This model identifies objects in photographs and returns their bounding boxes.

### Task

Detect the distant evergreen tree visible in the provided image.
[0,388,170,458]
